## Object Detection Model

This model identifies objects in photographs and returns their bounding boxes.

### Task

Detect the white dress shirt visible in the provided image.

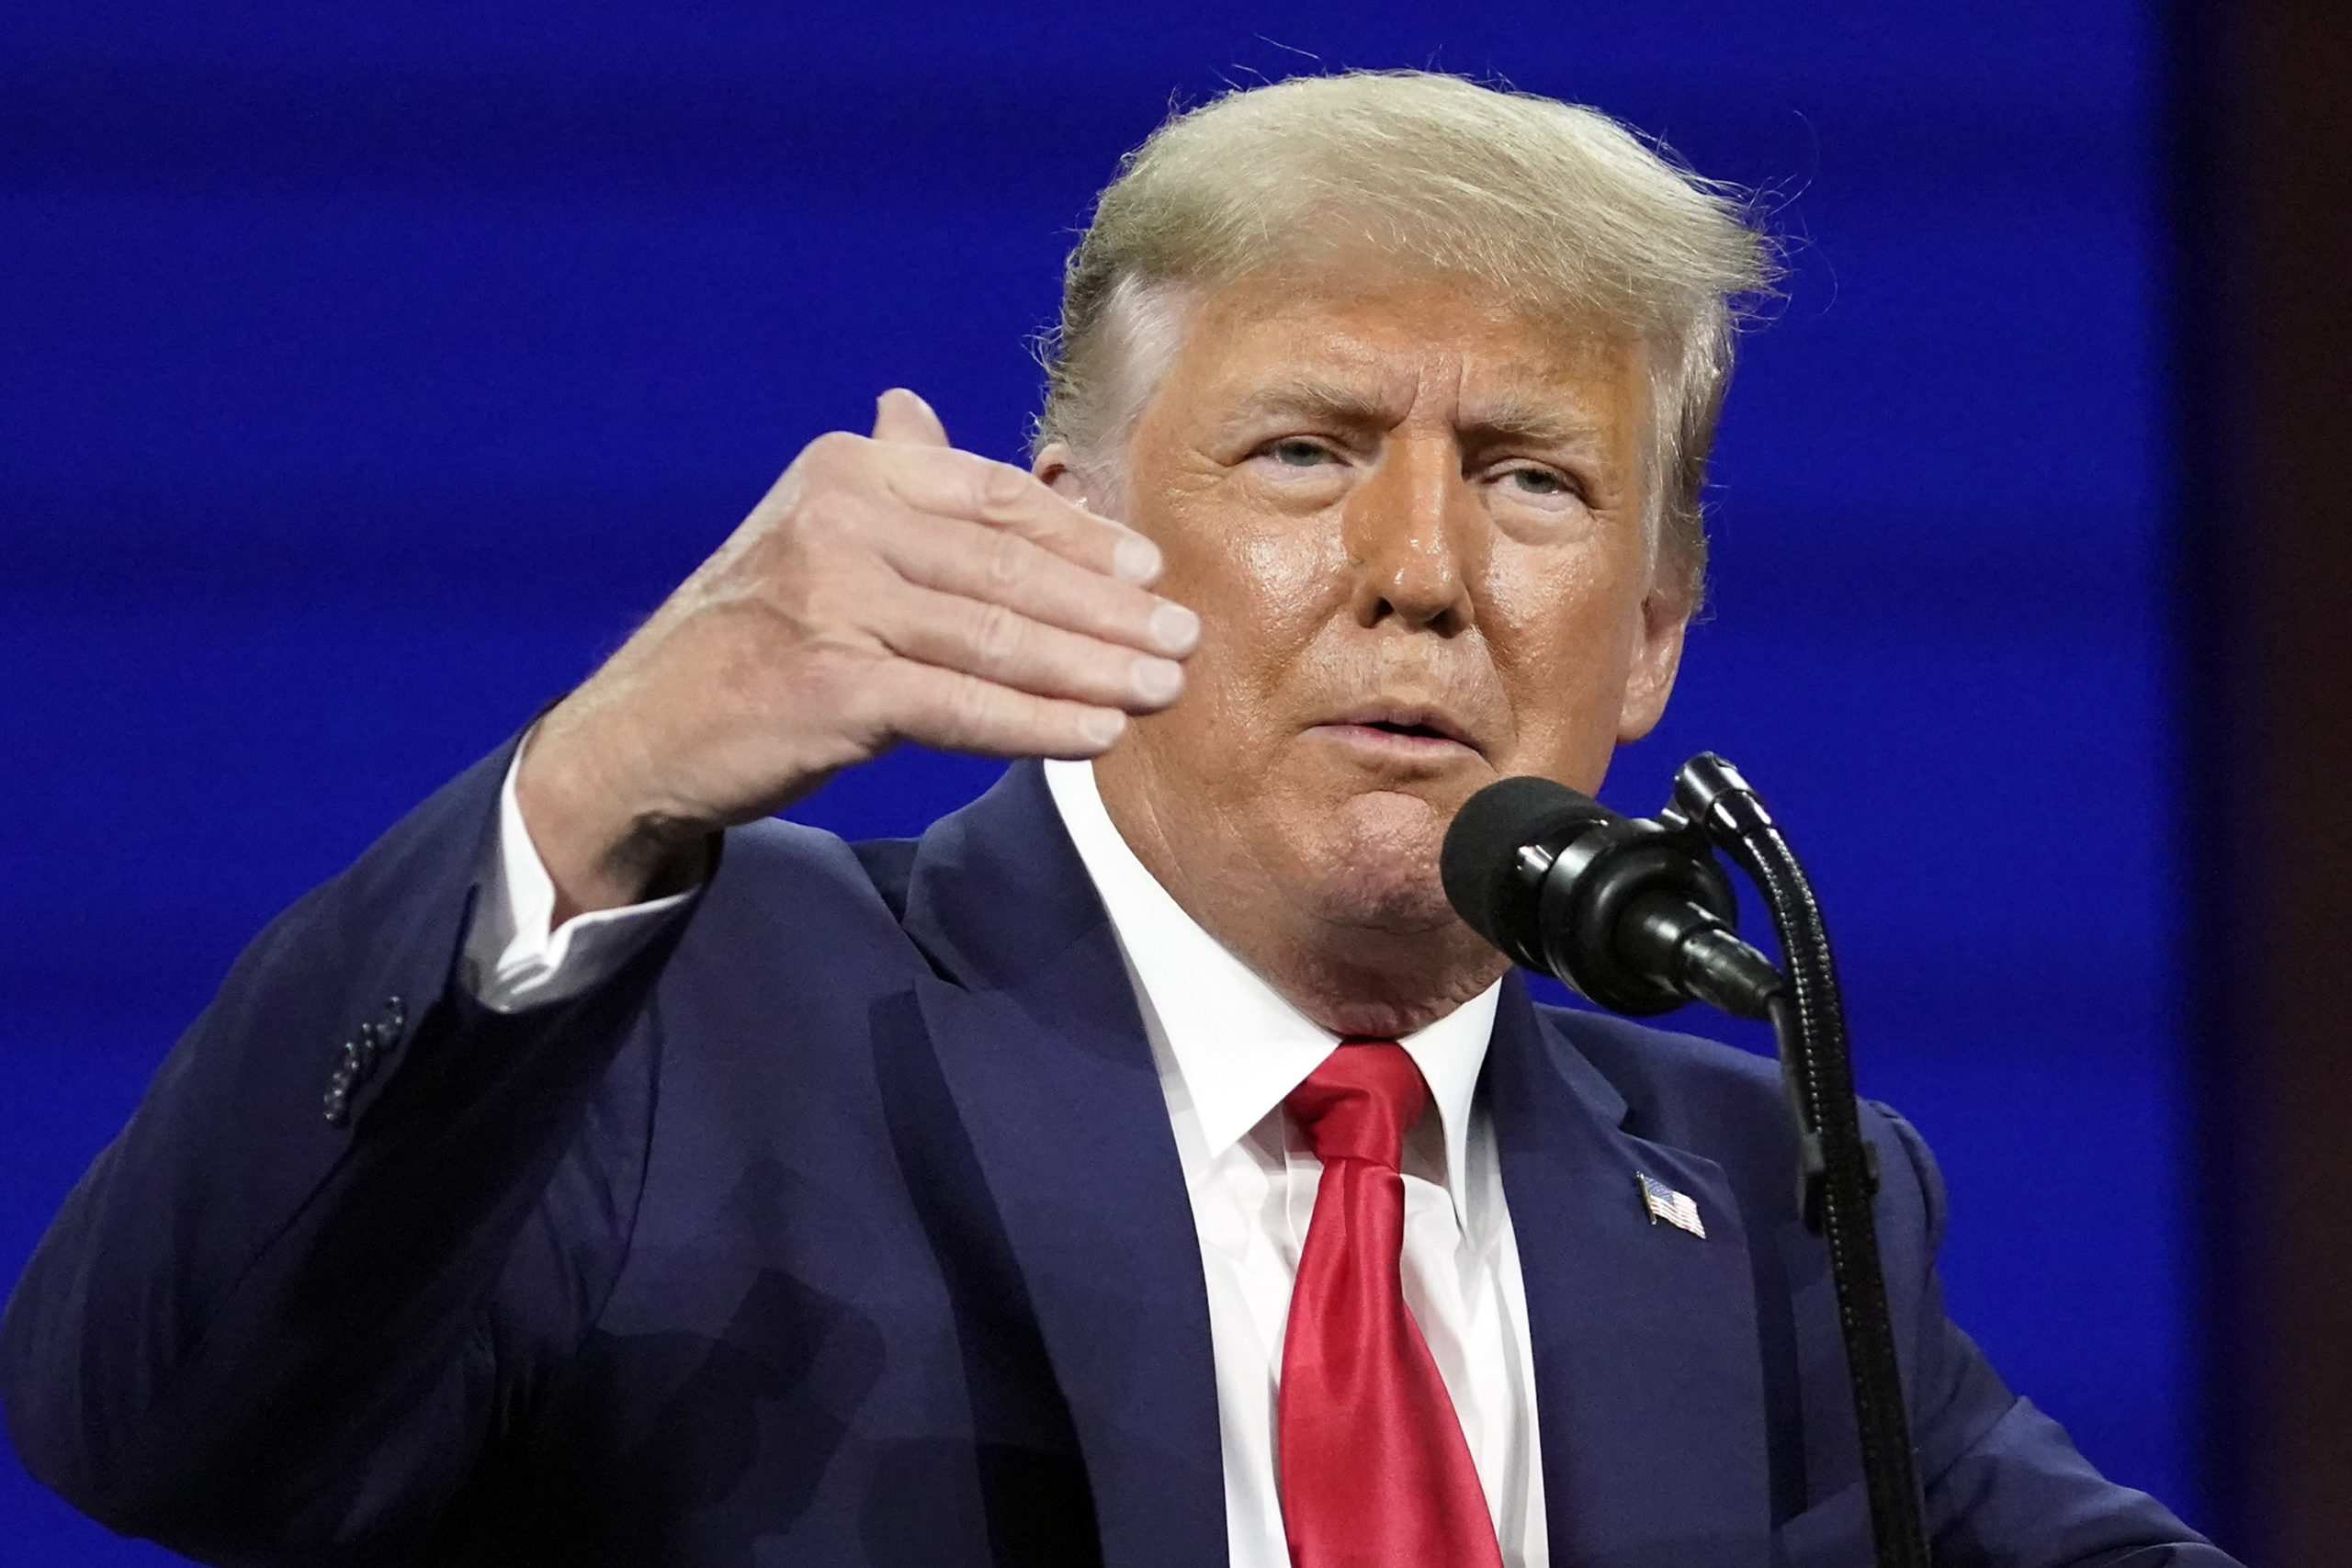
[459,746,693,1012]
[465,751,1551,1566]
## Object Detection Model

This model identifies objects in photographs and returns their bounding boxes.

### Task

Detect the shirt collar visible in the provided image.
[1042,758,1500,1218]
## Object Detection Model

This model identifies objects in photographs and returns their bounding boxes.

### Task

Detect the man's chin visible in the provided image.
[1283,787,1459,933]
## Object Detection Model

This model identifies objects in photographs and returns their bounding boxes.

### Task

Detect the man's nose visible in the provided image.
[1341,433,1478,636]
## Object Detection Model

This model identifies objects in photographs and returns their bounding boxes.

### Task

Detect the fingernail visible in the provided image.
[1148,602,1201,655]
[1131,656,1184,705]
[1113,536,1162,584]
[1079,708,1127,749]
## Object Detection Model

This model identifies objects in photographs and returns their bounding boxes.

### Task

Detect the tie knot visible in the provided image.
[1283,1041,1428,1169]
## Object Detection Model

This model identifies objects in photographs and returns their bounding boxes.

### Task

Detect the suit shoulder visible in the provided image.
[712,817,902,891]
[688,817,916,957]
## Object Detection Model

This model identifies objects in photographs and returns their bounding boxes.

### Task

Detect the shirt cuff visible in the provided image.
[462,737,695,1014]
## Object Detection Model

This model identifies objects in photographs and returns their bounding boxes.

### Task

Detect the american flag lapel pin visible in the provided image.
[1636,1171,1706,1239]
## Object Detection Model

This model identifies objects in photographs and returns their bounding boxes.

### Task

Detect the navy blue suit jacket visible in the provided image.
[3,741,2231,1566]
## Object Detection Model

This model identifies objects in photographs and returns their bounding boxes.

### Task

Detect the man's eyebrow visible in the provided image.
[1221,380,1609,451]
[1453,395,1611,451]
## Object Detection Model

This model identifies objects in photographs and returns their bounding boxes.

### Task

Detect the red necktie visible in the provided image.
[1278,1041,1507,1568]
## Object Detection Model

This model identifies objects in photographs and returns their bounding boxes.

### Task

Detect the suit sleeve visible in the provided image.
[1867,1103,2242,1568]
[0,735,695,1565]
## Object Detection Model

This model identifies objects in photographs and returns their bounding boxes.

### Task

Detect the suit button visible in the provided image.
[322,1085,351,1125]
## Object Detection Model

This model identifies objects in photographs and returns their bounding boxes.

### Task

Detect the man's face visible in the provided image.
[1087,258,1688,938]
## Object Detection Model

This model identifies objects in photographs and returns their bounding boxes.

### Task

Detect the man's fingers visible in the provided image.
[875,444,1160,585]
[870,660,1130,761]
[870,388,952,448]
[879,584,1187,713]
[877,510,1201,659]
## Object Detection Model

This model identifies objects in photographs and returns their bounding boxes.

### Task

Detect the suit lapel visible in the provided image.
[1487,977,1773,1568]
[898,761,1227,1568]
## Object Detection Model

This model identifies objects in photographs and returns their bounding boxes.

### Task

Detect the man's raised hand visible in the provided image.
[515,389,1198,919]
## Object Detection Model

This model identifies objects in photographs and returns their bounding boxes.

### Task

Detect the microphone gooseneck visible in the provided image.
[1442,758,1932,1568]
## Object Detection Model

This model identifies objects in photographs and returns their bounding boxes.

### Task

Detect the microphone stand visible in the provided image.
[1664,754,1932,1568]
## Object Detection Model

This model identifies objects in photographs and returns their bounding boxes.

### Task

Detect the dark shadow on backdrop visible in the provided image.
[2173,0,2352,1562]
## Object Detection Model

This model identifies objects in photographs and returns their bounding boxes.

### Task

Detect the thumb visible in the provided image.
[871,388,951,447]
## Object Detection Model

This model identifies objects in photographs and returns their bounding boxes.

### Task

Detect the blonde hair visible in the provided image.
[1033,70,1776,605]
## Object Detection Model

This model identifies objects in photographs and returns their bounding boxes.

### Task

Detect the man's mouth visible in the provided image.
[1311,705,1482,758]
[1359,718,1456,741]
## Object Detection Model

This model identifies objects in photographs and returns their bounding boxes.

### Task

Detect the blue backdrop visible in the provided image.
[1,4,2191,1560]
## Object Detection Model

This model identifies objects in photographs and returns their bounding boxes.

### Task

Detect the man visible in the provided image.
[3,71,2230,1567]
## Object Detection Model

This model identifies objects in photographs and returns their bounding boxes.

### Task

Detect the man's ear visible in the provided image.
[1032,441,1085,499]
[1616,591,1691,743]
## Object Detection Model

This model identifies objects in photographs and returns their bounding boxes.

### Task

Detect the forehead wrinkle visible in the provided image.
[1218,371,1414,434]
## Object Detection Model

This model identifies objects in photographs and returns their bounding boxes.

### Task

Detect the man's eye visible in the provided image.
[1503,467,1571,496]
[1267,439,1333,468]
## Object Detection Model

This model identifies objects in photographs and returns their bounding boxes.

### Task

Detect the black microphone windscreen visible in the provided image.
[1441,774,1592,952]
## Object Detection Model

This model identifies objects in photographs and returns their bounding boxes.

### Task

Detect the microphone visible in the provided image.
[1441,774,1782,1020]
